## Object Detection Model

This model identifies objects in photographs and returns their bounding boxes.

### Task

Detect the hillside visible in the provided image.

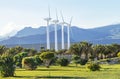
[0,24,120,45]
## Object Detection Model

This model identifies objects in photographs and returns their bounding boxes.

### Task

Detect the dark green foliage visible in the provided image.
[24,48,37,56]
[14,52,28,68]
[0,54,15,77]
[50,57,58,65]
[33,55,43,65]
[72,55,80,66]
[88,63,101,71]
[40,52,55,68]
[40,52,54,60]
[57,58,69,66]
[22,57,37,70]
[79,59,88,65]
[0,46,7,55]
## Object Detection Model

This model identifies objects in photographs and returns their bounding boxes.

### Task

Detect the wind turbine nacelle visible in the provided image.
[52,20,59,23]
[44,18,52,21]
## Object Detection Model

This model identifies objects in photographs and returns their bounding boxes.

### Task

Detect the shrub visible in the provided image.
[33,55,43,65]
[22,57,37,70]
[40,52,55,68]
[87,63,101,71]
[13,52,28,68]
[57,58,69,66]
[79,59,88,65]
[0,54,15,77]
[72,55,80,66]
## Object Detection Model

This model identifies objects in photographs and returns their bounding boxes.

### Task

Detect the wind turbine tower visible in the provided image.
[60,12,66,49]
[44,7,52,49]
[67,17,72,49]
[52,10,59,51]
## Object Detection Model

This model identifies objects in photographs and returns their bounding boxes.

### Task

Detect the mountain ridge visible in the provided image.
[0,24,120,45]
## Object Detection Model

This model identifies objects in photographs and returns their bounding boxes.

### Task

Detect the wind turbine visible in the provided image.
[44,7,52,49]
[52,9,59,51]
[67,17,73,49]
[60,12,66,49]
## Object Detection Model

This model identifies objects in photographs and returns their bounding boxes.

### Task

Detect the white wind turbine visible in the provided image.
[44,7,52,49]
[60,12,66,49]
[67,17,73,49]
[52,10,59,51]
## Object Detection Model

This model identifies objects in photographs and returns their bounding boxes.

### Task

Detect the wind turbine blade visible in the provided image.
[48,6,51,18]
[56,9,58,20]
[60,11,64,22]
[70,17,73,25]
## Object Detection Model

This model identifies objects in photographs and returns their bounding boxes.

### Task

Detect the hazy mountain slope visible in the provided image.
[0,24,120,45]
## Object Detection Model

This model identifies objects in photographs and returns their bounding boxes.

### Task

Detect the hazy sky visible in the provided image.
[0,0,120,36]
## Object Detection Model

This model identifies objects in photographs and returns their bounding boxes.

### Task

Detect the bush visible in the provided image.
[87,63,101,71]
[0,54,15,77]
[14,52,28,68]
[40,52,55,68]
[22,57,37,70]
[33,55,43,65]
[72,55,80,66]
[57,58,69,66]
[79,59,88,65]
[49,57,58,65]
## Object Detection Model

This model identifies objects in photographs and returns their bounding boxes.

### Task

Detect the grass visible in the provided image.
[1,64,120,79]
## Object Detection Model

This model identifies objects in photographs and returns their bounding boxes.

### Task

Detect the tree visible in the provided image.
[92,45,105,59]
[57,58,69,66]
[22,57,37,70]
[79,41,92,60]
[69,41,92,60]
[40,52,55,68]
[69,43,82,57]
[33,55,43,65]
[72,55,80,67]
[24,48,37,56]
[0,53,15,77]
[0,46,7,55]
[14,52,28,68]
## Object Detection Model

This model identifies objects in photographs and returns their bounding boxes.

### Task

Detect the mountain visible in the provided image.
[15,24,62,37]
[0,24,120,46]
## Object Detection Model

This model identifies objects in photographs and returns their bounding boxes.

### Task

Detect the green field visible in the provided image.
[1,64,120,79]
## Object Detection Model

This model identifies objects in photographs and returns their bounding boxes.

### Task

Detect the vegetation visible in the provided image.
[72,55,80,66]
[0,64,120,79]
[14,52,28,68]
[0,41,120,78]
[87,63,101,71]
[57,58,69,66]
[40,52,55,68]
[0,54,15,77]
[22,57,37,70]
[117,52,120,57]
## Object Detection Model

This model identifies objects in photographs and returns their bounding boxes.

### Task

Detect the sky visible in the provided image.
[0,0,120,36]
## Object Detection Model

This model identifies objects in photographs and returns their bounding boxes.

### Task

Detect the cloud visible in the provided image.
[0,22,24,37]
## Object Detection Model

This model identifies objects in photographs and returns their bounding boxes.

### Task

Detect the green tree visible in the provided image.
[40,52,55,68]
[24,48,37,56]
[14,52,28,68]
[22,57,37,70]
[0,53,15,77]
[69,41,92,60]
[72,55,80,67]
[0,46,7,55]
[33,55,43,65]
[57,58,69,66]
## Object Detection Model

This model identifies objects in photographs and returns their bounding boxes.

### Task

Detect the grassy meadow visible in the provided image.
[1,64,120,79]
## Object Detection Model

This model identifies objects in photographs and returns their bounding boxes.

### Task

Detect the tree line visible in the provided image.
[0,41,120,77]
